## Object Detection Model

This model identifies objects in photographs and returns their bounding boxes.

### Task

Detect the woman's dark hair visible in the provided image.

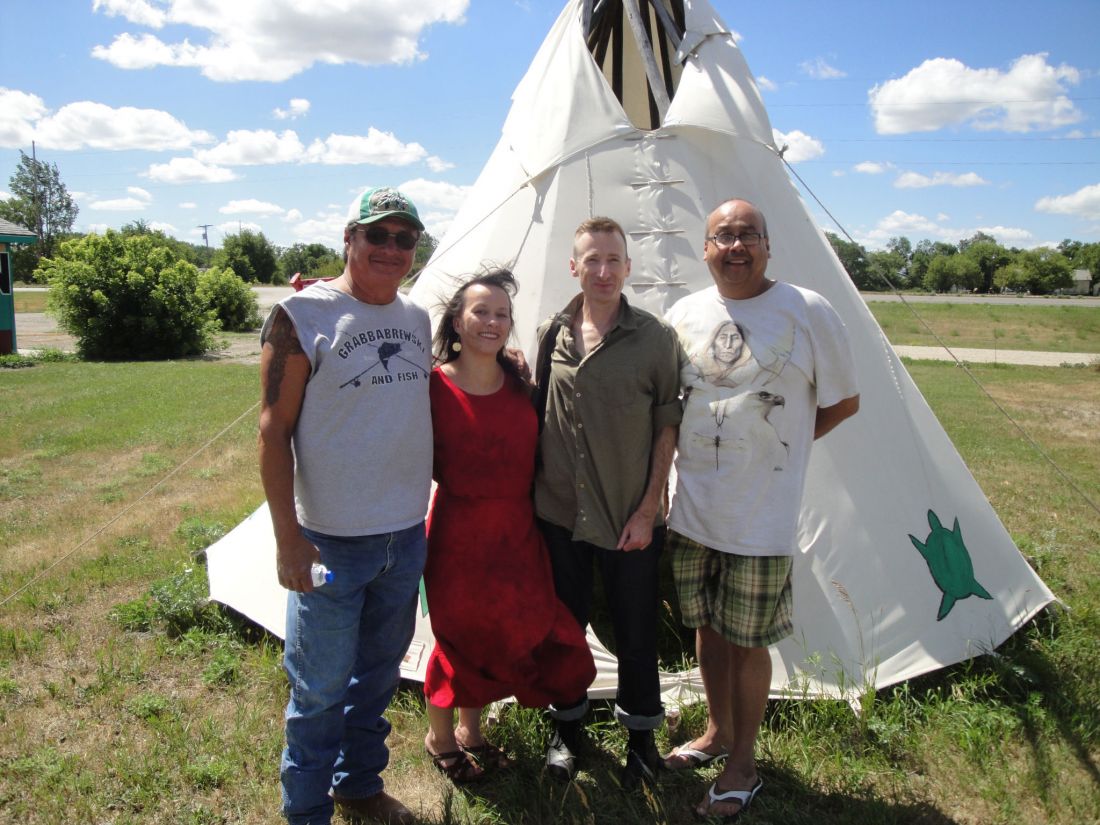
[433,268,522,381]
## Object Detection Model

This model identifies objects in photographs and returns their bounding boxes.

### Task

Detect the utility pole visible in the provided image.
[197,224,212,248]
[31,141,44,244]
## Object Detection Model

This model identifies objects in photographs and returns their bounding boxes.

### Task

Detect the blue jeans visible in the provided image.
[281,523,426,825]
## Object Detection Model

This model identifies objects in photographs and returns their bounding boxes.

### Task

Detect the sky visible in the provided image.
[1,0,1098,255]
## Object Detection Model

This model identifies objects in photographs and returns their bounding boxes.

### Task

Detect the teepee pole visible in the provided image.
[622,0,671,118]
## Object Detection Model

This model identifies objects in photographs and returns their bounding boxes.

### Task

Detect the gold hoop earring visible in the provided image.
[451,341,462,353]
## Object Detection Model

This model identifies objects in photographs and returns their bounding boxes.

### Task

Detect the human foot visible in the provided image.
[694,776,762,820]
[662,738,729,770]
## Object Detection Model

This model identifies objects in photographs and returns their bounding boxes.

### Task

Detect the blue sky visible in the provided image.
[1,1,1097,253]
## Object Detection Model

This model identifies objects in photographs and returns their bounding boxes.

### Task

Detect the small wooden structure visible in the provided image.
[0,217,38,355]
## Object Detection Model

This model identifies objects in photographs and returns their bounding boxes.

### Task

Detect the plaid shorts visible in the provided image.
[668,530,794,648]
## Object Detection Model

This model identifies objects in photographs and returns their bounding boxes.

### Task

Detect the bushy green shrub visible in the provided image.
[197,266,261,331]
[39,230,218,360]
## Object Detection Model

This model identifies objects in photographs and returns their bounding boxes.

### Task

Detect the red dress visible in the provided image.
[423,369,595,709]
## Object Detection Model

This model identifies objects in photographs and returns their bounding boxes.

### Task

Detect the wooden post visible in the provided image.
[622,0,671,118]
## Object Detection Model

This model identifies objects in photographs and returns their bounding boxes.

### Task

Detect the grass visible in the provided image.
[12,290,48,314]
[868,302,1100,353]
[0,352,1098,822]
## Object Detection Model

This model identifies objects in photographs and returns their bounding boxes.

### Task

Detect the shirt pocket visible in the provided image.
[593,366,649,411]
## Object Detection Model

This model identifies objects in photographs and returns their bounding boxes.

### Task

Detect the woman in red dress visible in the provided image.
[421,269,595,783]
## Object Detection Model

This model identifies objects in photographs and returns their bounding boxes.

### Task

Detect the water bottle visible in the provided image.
[311,562,334,587]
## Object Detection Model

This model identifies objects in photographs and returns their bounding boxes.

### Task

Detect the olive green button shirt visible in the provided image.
[534,293,684,550]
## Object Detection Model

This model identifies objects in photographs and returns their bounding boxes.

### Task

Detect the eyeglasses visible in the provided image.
[707,232,764,248]
[357,226,419,250]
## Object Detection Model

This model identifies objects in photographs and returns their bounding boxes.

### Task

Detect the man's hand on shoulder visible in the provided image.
[502,347,531,383]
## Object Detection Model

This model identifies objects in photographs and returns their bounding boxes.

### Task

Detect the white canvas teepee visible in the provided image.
[207,0,1055,703]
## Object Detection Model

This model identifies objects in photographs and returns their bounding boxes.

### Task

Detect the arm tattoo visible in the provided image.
[264,308,303,407]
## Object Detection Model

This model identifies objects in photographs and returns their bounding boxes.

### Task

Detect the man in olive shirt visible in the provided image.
[535,216,683,787]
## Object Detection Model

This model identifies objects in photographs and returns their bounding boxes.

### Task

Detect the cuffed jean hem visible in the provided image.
[614,703,665,731]
[548,697,589,722]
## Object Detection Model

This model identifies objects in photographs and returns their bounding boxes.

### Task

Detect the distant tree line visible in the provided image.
[826,231,1100,296]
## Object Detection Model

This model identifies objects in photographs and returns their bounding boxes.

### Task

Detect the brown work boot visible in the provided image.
[332,790,417,825]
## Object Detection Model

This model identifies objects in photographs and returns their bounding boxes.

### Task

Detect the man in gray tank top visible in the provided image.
[259,187,430,825]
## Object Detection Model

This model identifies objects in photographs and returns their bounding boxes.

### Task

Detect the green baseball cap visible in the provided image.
[346,186,424,231]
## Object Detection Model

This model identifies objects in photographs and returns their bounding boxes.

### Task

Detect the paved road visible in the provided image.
[892,345,1096,366]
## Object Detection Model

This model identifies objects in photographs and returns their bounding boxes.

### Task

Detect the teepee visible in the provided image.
[207,0,1055,703]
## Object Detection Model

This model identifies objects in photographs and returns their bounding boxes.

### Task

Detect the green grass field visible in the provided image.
[0,354,1097,823]
[867,301,1100,352]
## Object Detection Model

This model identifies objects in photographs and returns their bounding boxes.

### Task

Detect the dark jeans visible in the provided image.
[539,519,664,730]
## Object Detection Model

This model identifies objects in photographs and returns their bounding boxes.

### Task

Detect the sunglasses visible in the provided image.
[357,226,419,251]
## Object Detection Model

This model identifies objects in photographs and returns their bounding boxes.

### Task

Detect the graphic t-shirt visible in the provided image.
[665,283,857,556]
[261,283,433,536]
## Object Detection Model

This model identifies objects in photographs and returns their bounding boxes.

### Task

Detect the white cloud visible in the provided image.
[274,98,311,120]
[85,223,111,234]
[91,1,471,83]
[217,220,263,235]
[0,88,48,147]
[756,76,777,92]
[89,187,153,211]
[92,0,166,28]
[1035,182,1100,220]
[283,208,303,222]
[894,171,989,189]
[772,129,824,162]
[198,129,307,165]
[306,130,428,166]
[11,99,213,151]
[149,220,177,234]
[179,201,197,209]
[859,209,1034,249]
[219,199,285,216]
[426,156,454,173]
[969,225,1034,245]
[288,212,347,245]
[854,161,891,175]
[397,178,471,212]
[146,157,237,183]
[869,53,1082,135]
[800,58,846,80]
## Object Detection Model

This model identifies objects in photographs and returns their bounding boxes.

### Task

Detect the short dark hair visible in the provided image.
[574,216,629,256]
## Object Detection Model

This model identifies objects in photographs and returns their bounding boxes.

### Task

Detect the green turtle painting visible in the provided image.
[909,510,993,621]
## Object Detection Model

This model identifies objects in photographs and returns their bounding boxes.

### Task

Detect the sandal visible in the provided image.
[426,747,485,784]
[663,742,729,771]
[696,777,763,821]
[461,741,514,771]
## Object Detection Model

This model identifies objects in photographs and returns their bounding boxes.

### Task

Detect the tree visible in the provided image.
[279,242,340,282]
[197,266,262,331]
[923,253,982,293]
[958,236,1010,293]
[214,229,280,284]
[994,248,1073,295]
[39,230,217,360]
[413,230,439,275]
[864,237,912,291]
[824,232,873,289]
[1064,241,1100,288]
[0,151,79,282]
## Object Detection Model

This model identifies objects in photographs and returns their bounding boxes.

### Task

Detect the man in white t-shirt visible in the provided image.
[662,199,860,820]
